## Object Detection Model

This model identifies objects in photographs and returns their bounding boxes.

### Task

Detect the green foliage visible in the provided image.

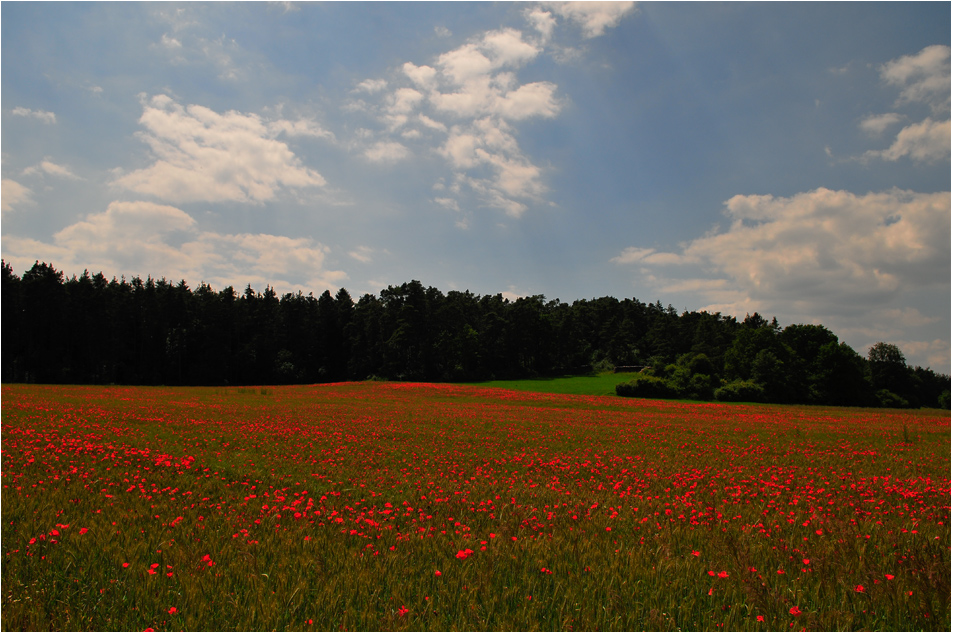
[876,389,911,409]
[2,260,949,409]
[615,374,680,399]
[714,380,766,403]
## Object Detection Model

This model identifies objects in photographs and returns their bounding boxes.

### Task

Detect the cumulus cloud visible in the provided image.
[350,8,636,218]
[355,78,388,94]
[859,112,903,136]
[880,44,951,113]
[524,8,557,41]
[12,107,56,124]
[363,28,561,216]
[1,200,347,294]
[1,179,33,213]
[614,187,951,316]
[865,118,951,163]
[22,159,82,180]
[364,140,410,163]
[114,95,327,204]
[347,245,376,263]
[545,1,638,38]
[862,45,951,164]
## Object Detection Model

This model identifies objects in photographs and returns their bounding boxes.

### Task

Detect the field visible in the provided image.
[468,372,645,397]
[1,382,950,631]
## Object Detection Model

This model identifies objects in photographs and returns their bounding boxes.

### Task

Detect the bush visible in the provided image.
[714,380,765,403]
[687,373,715,401]
[615,374,680,399]
[940,390,951,410]
[875,389,910,409]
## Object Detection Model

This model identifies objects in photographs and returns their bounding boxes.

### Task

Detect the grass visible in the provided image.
[2,382,950,631]
[467,371,644,396]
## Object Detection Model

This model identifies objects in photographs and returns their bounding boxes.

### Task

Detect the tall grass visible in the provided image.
[2,383,949,631]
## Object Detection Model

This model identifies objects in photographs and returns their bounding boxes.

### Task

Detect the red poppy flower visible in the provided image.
[168,607,177,615]
[885,574,895,580]
[789,606,801,617]
[756,616,764,622]
[855,585,864,593]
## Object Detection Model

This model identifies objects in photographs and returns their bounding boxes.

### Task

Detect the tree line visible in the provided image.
[2,260,949,409]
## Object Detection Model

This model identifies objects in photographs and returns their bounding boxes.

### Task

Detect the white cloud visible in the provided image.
[267,118,335,139]
[403,63,438,89]
[524,8,556,41]
[114,95,326,204]
[893,338,951,370]
[11,107,56,124]
[22,159,82,180]
[545,1,638,38]
[355,78,388,94]
[1,200,347,294]
[880,44,951,113]
[610,247,684,266]
[859,112,903,136]
[865,118,951,163]
[353,9,635,218]
[364,140,410,163]
[861,46,952,165]
[347,246,375,263]
[1,179,33,213]
[433,197,460,212]
[615,187,951,318]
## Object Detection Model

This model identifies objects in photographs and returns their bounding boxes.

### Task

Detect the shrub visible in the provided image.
[686,373,715,401]
[876,389,910,409]
[615,374,680,399]
[940,390,951,410]
[714,380,765,403]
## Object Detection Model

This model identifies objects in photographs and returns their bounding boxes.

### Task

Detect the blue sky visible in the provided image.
[2,2,950,372]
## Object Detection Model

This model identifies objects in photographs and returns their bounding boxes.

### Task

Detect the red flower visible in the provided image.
[122,563,130,568]
[435,570,441,577]
[789,606,802,617]
[717,571,728,578]
[168,607,178,615]
[79,528,89,535]
[756,616,764,622]
[855,585,864,593]
[691,550,700,557]
[397,605,409,617]
[885,574,895,580]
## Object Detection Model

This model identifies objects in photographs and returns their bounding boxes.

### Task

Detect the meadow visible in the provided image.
[1,382,949,631]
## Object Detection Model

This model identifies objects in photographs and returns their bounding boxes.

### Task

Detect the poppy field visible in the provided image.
[1,382,950,631]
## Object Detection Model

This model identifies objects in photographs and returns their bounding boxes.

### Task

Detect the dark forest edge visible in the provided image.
[2,260,949,409]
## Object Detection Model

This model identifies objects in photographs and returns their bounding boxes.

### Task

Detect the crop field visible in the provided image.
[1,383,950,631]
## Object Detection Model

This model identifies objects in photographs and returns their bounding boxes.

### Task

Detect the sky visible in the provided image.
[1,2,950,373]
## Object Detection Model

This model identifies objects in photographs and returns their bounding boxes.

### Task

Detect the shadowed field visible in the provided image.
[2,382,949,631]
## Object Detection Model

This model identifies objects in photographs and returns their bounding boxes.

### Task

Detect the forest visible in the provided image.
[2,260,949,409]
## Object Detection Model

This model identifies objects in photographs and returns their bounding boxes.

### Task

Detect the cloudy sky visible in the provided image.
[2,2,950,372]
